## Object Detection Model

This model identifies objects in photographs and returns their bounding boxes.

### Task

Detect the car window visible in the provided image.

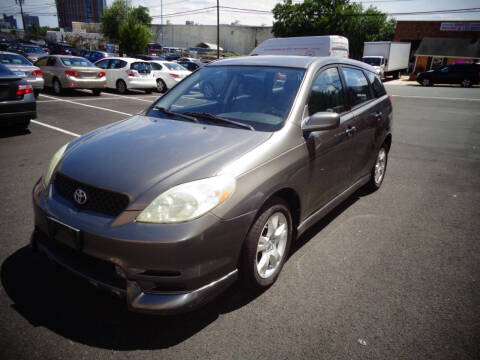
[150,62,162,70]
[96,59,109,69]
[164,62,186,71]
[35,57,48,66]
[46,57,57,66]
[0,63,14,75]
[109,59,126,69]
[61,57,94,67]
[148,65,305,131]
[0,53,32,65]
[366,71,387,98]
[24,46,45,54]
[342,67,372,106]
[307,67,347,115]
[440,66,450,73]
[131,62,151,72]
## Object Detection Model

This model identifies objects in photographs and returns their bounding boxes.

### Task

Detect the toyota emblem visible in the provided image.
[74,188,87,205]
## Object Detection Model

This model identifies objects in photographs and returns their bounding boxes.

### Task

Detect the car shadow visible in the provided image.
[0,127,31,138]
[1,189,366,350]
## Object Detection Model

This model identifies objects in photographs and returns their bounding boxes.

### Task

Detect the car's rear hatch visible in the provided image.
[0,74,22,101]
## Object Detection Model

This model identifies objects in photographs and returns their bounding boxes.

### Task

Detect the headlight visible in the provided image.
[136,175,236,223]
[43,143,68,187]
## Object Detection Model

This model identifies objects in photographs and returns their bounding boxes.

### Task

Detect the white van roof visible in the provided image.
[250,35,349,58]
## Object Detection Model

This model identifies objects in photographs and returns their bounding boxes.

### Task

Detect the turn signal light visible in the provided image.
[16,84,33,96]
[65,70,79,77]
[169,73,179,78]
[97,71,106,78]
[31,69,43,77]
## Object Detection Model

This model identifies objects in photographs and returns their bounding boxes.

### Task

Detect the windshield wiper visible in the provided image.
[183,112,254,131]
[153,106,199,123]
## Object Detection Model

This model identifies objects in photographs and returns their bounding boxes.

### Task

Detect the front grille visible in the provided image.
[54,172,129,217]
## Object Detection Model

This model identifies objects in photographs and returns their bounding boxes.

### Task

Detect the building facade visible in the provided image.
[56,0,106,31]
[394,20,480,77]
[24,14,40,29]
[1,14,17,29]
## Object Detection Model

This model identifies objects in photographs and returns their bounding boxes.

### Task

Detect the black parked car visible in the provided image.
[0,64,36,129]
[417,63,480,87]
[47,42,79,56]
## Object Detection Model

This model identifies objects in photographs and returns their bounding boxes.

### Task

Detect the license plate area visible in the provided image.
[47,216,83,251]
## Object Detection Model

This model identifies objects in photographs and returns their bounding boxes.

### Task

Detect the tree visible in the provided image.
[119,16,152,55]
[101,0,152,43]
[272,0,396,59]
[65,33,88,49]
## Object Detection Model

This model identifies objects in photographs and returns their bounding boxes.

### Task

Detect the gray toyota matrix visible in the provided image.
[32,56,392,314]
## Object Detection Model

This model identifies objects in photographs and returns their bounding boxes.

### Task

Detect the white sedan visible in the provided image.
[149,60,191,93]
[94,57,156,94]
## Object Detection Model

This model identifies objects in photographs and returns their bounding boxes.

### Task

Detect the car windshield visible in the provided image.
[24,46,45,54]
[164,62,187,71]
[147,65,305,131]
[362,57,381,66]
[61,57,94,67]
[0,53,31,65]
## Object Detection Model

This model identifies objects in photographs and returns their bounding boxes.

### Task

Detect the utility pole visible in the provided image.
[217,0,220,59]
[161,0,164,49]
[16,0,26,31]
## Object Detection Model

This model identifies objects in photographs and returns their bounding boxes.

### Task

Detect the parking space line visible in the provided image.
[40,94,133,116]
[391,95,480,102]
[95,92,157,103]
[37,97,128,103]
[31,120,80,137]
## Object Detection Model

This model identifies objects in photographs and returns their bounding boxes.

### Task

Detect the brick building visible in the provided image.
[394,21,480,78]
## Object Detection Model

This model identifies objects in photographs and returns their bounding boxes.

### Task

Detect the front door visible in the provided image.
[303,66,355,216]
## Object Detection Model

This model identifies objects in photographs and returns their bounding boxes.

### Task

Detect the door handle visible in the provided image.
[346,126,356,136]
[375,112,383,120]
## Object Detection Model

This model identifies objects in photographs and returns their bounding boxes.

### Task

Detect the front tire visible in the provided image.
[240,198,292,290]
[461,79,472,88]
[421,78,432,87]
[365,145,388,192]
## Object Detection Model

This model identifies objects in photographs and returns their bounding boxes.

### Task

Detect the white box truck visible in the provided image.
[250,36,349,58]
[362,41,411,79]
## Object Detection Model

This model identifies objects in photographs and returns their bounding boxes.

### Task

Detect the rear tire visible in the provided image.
[393,71,400,79]
[52,78,63,95]
[364,144,388,193]
[34,90,40,98]
[461,79,472,88]
[240,198,292,291]
[116,80,127,94]
[14,118,30,129]
[92,89,101,96]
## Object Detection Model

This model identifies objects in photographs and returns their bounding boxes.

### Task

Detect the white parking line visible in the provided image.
[37,97,128,103]
[31,120,80,137]
[40,94,133,116]
[391,95,480,102]
[97,92,157,103]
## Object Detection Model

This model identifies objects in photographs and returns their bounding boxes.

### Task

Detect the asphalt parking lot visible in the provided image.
[1,84,479,359]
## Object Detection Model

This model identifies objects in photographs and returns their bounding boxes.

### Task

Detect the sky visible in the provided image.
[0,0,479,29]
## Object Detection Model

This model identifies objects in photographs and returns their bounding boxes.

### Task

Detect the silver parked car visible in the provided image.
[0,51,44,97]
[34,55,106,96]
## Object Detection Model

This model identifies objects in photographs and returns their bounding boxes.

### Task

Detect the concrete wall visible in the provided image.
[151,24,273,55]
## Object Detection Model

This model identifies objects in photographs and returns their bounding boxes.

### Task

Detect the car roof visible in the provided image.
[209,55,375,72]
[50,55,85,59]
[99,57,148,63]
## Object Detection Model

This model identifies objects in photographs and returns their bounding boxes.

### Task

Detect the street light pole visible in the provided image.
[161,0,164,49]
[217,0,219,59]
[16,0,26,31]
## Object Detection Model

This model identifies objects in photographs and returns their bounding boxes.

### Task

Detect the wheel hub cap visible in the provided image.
[256,212,288,279]
[374,148,386,185]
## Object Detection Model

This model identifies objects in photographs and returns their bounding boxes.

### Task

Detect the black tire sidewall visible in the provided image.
[157,79,166,93]
[241,198,293,290]
[117,80,126,94]
[53,78,62,94]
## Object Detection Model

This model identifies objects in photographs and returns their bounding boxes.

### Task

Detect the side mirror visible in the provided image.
[302,112,340,136]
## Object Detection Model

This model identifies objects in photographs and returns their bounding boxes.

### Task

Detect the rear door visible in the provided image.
[339,66,378,182]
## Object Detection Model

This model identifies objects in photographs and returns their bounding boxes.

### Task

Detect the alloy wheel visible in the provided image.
[374,148,387,185]
[256,212,288,279]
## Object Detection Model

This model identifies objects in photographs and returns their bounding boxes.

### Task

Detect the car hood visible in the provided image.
[58,115,272,209]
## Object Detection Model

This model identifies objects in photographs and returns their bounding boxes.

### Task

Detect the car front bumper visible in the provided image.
[32,179,254,315]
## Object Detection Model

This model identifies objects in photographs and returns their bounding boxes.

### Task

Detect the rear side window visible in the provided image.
[110,59,126,69]
[366,72,387,98]
[35,57,48,66]
[342,67,372,106]
[308,67,347,115]
[46,57,57,66]
[96,59,109,69]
